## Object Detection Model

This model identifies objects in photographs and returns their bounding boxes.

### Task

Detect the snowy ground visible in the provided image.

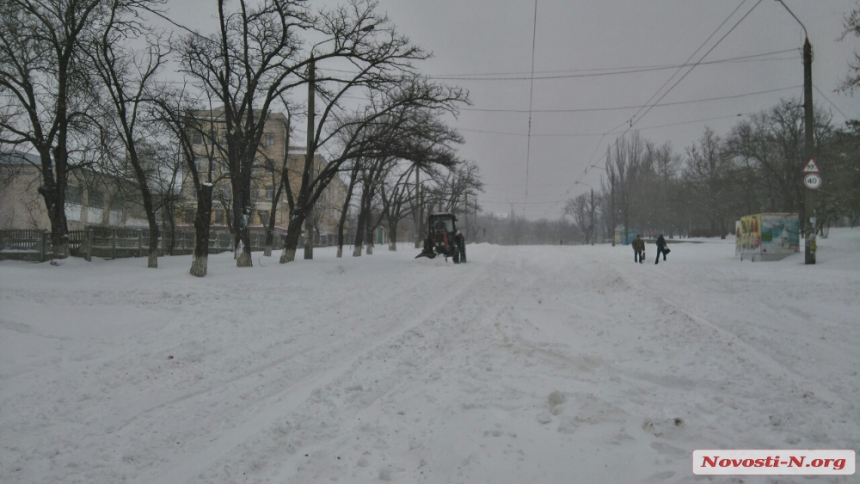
[1,230,858,484]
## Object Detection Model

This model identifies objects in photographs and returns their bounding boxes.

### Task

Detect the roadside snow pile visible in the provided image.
[2,230,858,483]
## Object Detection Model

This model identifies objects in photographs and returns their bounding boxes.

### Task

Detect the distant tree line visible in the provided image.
[563,99,860,244]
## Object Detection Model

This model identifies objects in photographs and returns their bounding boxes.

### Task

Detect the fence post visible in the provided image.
[86,229,93,262]
[40,230,48,262]
[137,230,142,257]
[111,228,117,259]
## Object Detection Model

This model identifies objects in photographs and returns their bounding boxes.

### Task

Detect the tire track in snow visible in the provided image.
[268,247,584,483]
[130,253,496,484]
[603,258,851,409]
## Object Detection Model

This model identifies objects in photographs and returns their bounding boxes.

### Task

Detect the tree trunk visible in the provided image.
[365,218,374,255]
[303,212,314,259]
[279,214,305,263]
[190,185,213,277]
[164,204,177,256]
[352,207,366,257]
[264,212,276,256]
[337,164,360,258]
[37,157,70,259]
[388,220,398,251]
[235,205,252,267]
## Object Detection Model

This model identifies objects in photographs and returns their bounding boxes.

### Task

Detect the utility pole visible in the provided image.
[304,57,315,260]
[414,167,422,248]
[590,188,595,245]
[776,0,815,264]
[803,36,816,264]
[610,168,616,247]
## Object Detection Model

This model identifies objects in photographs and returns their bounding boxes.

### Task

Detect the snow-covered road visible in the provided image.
[2,231,858,483]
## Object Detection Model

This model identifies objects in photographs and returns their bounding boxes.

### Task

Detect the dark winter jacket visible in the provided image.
[632,238,645,252]
[656,235,666,251]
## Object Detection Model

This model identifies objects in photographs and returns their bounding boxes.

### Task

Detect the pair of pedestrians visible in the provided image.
[632,234,670,264]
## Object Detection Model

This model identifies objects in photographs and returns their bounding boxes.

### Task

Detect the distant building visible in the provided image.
[182,109,347,243]
[0,151,147,231]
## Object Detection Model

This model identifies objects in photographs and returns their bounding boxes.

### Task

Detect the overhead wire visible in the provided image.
[813,84,851,121]
[523,0,539,218]
[431,49,795,81]
[460,85,798,113]
[561,0,764,208]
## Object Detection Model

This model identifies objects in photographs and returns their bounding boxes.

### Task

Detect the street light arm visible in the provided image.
[775,0,808,39]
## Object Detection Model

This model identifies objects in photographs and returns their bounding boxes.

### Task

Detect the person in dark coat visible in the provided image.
[632,234,645,263]
[655,234,668,264]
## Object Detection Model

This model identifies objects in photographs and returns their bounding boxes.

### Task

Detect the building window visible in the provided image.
[192,133,202,145]
[88,190,104,209]
[108,196,123,226]
[265,186,274,200]
[214,208,224,225]
[67,185,82,204]
[257,210,269,226]
[65,186,82,222]
[264,132,275,147]
[185,209,195,225]
[86,190,105,225]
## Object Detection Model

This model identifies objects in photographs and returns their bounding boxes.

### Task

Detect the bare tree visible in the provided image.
[682,128,735,237]
[88,0,169,267]
[726,99,833,223]
[176,0,314,267]
[153,88,228,276]
[279,75,467,262]
[379,164,415,251]
[0,0,141,258]
[840,4,860,92]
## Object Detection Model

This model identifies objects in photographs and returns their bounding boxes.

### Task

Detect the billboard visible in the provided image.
[736,213,798,261]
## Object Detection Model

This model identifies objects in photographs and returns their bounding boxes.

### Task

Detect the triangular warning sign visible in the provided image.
[802,159,820,174]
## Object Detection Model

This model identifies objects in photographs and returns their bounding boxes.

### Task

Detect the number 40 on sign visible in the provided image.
[804,173,821,189]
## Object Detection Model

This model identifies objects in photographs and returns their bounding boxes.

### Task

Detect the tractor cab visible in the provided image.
[415,213,467,263]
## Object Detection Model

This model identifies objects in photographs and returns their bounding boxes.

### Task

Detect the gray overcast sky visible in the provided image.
[165,0,860,219]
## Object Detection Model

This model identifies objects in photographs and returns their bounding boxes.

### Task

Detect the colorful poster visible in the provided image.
[760,213,799,255]
[737,213,798,261]
[738,214,761,258]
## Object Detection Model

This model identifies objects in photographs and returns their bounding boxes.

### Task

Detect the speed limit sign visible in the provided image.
[804,173,821,189]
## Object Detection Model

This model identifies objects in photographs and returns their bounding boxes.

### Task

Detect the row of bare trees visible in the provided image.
[564,98,860,244]
[0,0,477,276]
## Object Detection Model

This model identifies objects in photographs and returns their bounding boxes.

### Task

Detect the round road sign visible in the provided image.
[804,173,821,189]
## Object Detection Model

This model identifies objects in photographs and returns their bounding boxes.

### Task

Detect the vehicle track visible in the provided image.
[130,254,495,484]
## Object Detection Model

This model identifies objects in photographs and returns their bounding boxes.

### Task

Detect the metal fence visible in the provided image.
[0,228,289,262]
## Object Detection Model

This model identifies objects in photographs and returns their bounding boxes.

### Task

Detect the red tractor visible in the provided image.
[415,213,467,263]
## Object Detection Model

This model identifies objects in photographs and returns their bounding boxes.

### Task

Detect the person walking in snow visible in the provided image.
[632,234,645,263]
[655,234,668,264]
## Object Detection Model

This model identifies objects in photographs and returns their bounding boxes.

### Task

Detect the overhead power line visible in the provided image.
[460,85,798,113]
[629,0,765,134]
[523,0,539,218]
[560,0,763,210]
[432,49,795,81]
[459,113,747,138]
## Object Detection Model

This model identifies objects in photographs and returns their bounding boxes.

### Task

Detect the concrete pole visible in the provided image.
[610,170,616,247]
[304,57,315,260]
[803,37,816,264]
[590,188,595,245]
[777,0,815,264]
